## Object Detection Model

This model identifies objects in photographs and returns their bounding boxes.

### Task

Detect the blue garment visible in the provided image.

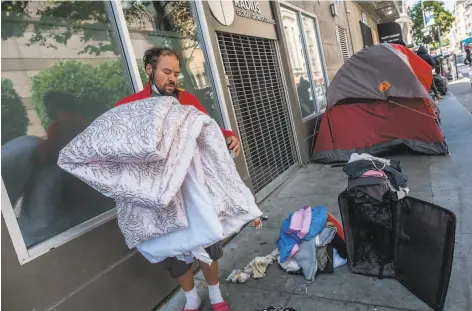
[278,206,328,263]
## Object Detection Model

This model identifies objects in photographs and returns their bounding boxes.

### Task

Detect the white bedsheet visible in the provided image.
[137,159,262,264]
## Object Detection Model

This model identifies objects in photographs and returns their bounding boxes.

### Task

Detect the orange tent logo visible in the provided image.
[379,81,391,93]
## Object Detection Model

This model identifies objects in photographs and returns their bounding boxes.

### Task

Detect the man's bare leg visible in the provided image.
[178,268,201,310]
[177,268,196,291]
[200,261,224,305]
[200,260,219,285]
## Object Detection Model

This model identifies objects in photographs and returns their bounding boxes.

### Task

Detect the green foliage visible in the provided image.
[1,78,28,145]
[431,37,451,50]
[30,60,144,129]
[1,1,30,40]
[1,1,197,96]
[410,1,454,46]
[1,1,196,56]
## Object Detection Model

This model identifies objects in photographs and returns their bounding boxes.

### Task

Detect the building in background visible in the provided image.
[395,0,413,45]
[449,0,472,51]
[1,1,399,310]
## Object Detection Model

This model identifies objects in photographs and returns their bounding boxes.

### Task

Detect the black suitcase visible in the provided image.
[338,190,456,311]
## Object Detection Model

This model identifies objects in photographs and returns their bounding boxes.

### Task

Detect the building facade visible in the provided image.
[450,0,472,50]
[1,1,399,310]
[395,1,413,45]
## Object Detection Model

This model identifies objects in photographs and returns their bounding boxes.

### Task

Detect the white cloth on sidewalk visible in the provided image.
[348,153,391,166]
[278,257,301,273]
[226,249,280,283]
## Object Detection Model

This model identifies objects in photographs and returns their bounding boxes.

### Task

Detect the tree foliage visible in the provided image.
[1,78,28,144]
[431,37,451,50]
[1,1,197,55]
[1,1,200,92]
[409,1,454,46]
[31,60,146,129]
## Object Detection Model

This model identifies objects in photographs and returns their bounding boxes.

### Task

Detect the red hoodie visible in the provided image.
[115,83,236,139]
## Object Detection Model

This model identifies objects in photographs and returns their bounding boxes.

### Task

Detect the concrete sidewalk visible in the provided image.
[159,94,472,311]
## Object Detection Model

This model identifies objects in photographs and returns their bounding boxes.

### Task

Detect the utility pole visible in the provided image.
[438,26,443,56]
[421,0,426,27]
[421,0,429,51]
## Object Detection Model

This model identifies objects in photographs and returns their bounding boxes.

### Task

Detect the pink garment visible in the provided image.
[362,170,387,178]
[289,244,300,259]
[288,206,312,239]
[288,205,311,259]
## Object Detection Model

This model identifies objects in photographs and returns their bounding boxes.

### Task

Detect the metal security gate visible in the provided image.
[217,32,299,200]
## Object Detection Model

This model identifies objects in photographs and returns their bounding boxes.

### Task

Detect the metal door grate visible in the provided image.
[217,32,298,195]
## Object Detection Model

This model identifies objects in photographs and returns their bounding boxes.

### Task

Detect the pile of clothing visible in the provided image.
[254,307,298,311]
[277,206,347,282]
[58,96,262,264]
[343,153,409,203]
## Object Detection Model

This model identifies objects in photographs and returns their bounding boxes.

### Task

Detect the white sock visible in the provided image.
[208,282,224,304]
[184,287,201,310]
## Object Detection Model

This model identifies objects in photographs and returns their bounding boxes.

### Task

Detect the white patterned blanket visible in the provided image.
[58,97,251,248]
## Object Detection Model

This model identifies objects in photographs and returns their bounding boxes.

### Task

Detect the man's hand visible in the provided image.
[226,136,241,157]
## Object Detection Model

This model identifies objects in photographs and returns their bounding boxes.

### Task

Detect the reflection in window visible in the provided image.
[281,7,317,118]
[1,1,132,248]
[302,15,327,110]
[122,1,224,126]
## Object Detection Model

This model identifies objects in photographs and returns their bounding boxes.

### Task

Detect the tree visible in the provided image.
[1,78,28,144]
[1,1,200,90]
[431,37,451,50]
[30,60,146,129]
[410,1,454,46]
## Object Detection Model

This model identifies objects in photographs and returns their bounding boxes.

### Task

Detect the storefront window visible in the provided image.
[1,1,132,248]
[122,0,224,126]
[281,7,317,119]
[302,15,327,110]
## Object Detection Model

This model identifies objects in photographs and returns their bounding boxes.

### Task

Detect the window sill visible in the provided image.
[10,206,117,265]
[302,107,326,123]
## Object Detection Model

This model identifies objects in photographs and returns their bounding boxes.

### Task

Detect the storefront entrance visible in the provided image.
[216,32,299,201]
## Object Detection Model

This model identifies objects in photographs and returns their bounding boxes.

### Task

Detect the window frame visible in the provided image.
[1,0,225,265]
[279,1,329,120]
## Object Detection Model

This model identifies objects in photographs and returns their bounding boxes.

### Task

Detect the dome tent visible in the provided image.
[312,43,448,164]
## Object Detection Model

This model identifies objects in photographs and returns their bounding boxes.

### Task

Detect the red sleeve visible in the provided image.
[114,98,126,108]
[114,93,137,108]
[180,91,237,139]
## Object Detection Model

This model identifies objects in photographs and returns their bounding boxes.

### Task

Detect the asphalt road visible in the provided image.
[448,65,472,113]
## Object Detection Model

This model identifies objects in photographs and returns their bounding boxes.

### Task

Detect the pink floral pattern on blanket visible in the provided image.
[58,96,250,248]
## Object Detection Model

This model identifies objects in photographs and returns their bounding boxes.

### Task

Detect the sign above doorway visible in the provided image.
[378,21,403,43]
[208,0,275,26]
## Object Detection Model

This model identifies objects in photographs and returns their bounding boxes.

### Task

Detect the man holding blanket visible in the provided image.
[116,47,238,311]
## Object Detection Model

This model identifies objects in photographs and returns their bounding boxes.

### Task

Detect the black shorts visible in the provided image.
[159,241,224,278]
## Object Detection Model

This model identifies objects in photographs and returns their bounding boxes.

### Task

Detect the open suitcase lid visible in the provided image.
[395,196,456,311]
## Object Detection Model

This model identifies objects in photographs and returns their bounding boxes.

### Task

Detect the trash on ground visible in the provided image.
[226,249,279,283]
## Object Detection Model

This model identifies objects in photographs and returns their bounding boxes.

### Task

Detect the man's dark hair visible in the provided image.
[143,47,180,70]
